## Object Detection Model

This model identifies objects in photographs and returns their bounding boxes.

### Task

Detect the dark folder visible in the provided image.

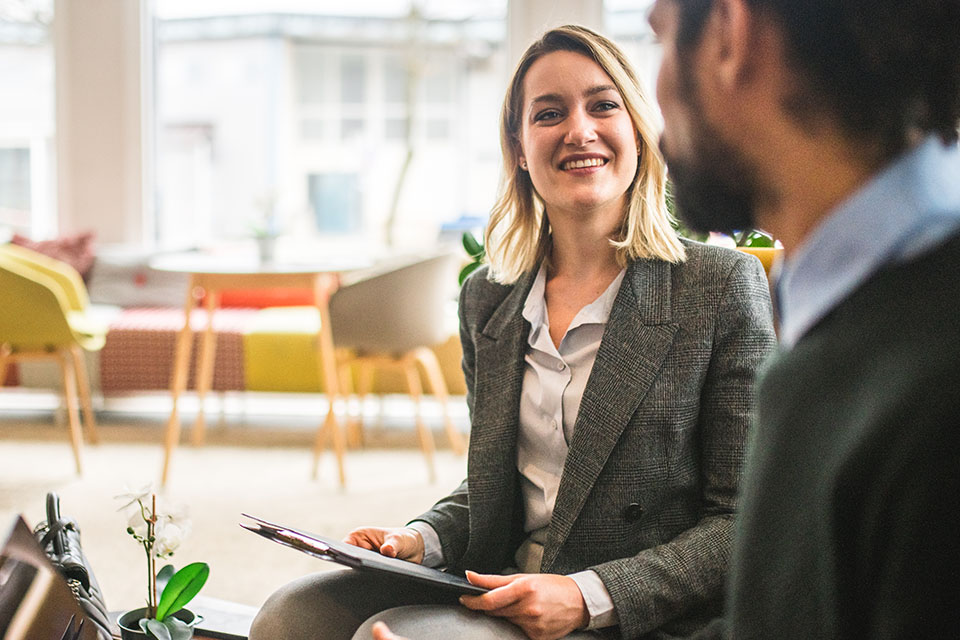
[239,514,488,596]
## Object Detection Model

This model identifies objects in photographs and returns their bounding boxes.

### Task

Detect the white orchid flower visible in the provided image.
[114,484,153,512]
[154,521,186,557]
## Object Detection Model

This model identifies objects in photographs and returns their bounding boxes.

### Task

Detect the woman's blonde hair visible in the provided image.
[485,24,685,284]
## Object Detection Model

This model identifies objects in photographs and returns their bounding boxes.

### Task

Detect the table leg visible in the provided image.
[162,278,198,485]
[312,274,346,485]
[192,290,219,446]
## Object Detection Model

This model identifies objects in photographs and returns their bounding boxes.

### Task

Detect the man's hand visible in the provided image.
[459,571,589,640]
[343,527,425,564]
[371,621,409,640]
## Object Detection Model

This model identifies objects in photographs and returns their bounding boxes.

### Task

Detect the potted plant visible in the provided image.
[116,489,210,640]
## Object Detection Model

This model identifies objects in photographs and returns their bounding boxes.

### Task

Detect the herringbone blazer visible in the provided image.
[414,240,776,639]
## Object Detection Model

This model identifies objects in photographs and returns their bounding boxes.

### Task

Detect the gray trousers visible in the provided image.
[249,569,601,640]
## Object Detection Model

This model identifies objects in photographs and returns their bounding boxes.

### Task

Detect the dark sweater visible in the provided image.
[723,231,960,639]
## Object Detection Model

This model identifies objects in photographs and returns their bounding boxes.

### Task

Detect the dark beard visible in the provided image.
[659,48,762,236]
[660,131,757,236]
[660,135,756,233]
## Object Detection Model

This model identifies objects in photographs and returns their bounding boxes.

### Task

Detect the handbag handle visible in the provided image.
[46,492,66,555]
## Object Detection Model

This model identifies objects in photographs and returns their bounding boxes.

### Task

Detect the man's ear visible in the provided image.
[711,0,758,90]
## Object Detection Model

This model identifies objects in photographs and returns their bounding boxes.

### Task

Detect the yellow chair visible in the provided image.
[0,244,107,473]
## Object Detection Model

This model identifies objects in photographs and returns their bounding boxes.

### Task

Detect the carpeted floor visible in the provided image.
[0,407,469,614]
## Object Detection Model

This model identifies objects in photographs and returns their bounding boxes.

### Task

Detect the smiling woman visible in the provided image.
[249,24,776,640]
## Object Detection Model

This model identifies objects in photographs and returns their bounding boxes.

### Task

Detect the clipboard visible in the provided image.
[239,514,488,596]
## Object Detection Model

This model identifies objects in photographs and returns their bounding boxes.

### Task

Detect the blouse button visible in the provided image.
[623,503,643,522]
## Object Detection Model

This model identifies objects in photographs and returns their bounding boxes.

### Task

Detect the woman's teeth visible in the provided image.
[562,158,606,170]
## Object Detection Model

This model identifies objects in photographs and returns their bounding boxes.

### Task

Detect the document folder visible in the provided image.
[239,514,488,596]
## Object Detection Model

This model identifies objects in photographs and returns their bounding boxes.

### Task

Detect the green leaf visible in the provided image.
[165,617,195,640]
[742,230,775,248]
[458,262,481,286]
[156,562,209,622]
[156,564,175,594]
[461,232,484,259]
[141,618,172,640]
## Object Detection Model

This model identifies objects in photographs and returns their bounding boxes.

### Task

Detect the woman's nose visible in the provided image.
[563,109,598,147]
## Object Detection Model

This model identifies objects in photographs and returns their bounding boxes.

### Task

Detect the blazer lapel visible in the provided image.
[463,270,536,565]
[542,258,679,570]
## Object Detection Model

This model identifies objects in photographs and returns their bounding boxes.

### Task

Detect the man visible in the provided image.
[649,0,960,638]
[373,0,960,636]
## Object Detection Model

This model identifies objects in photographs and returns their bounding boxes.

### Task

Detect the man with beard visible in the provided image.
[648,0,960,638]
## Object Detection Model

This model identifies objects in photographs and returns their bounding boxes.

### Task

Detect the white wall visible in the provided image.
[54,0,151,244]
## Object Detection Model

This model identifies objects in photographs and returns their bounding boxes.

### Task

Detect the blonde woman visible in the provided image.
[250,25,775,640]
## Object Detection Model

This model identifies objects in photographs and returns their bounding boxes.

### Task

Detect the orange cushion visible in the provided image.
[210,288,316,308]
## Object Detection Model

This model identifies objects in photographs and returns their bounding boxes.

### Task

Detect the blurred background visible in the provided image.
[0,0,659,255]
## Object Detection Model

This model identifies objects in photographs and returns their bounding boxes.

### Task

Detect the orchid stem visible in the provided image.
[146,494,158,619]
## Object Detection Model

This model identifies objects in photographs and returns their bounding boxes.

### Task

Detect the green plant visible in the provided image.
[731,229,775,247]
[118,489,210,640]
[459,231,485,285]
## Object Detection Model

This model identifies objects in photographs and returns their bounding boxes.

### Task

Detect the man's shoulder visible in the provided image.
[775,230,960,383]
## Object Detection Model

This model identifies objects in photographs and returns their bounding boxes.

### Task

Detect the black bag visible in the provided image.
[34,492,113,640]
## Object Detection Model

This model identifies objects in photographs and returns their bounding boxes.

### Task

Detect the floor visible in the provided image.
[0,391,469,614]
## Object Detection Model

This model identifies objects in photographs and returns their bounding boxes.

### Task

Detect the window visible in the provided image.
[0,148,31,211]
[0,0,55,238]
[153,1,506,249]
[308,173,361,233]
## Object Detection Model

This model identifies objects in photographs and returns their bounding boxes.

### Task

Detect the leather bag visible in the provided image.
[34,492,113,640]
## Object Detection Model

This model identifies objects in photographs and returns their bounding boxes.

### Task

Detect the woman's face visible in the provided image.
[517,49,639,223]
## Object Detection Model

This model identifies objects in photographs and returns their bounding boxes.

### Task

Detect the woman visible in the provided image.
[250,25,775,640]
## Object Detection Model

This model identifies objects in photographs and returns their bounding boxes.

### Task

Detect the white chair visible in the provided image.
[330,253,466,481]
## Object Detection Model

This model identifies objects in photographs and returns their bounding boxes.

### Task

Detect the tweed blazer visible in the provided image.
[414,240,776,639]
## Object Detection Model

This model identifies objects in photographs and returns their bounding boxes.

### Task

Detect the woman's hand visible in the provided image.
[343,527,425,564]
[459,571,589,640]
[371,621,409,640]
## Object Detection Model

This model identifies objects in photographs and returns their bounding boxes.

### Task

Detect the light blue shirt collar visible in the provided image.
[777,136,960,348]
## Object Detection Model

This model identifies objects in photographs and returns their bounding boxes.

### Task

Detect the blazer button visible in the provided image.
[623,502,643,522]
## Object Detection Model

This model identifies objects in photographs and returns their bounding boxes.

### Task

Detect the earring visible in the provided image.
[519,159,528,170]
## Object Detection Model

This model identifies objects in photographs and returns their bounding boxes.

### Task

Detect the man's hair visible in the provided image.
[485,25,685,285]
[677,0,960,159]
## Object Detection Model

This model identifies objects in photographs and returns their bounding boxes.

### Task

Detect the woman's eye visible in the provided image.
[534,109,562,122]
[595,101,620,112]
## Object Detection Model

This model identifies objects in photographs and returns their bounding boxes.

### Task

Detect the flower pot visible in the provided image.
[256,235,277,264]
[735,246,783,276]
[117,607,202,640]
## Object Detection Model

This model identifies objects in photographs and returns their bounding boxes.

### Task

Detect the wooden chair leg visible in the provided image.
[0,343,11,386]
[356,361,375,445]
[70,346,100,444]
[312,406,347,485]
[413,347,466,455]
[57,350,84,475]
[403,355,436,483]
[339,361,363,449]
